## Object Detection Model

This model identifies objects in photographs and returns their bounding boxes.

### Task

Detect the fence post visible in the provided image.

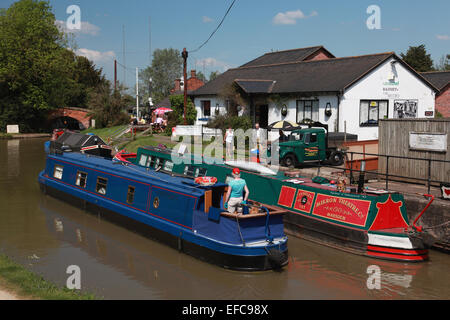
[349,152,354,184]
[385,155,389,190]
[427,158,431,194]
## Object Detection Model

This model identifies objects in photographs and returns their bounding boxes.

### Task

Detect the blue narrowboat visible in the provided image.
[38,133,288,271]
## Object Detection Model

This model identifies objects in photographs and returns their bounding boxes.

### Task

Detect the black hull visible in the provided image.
[283,210,428,262]
[283,210,368,255]
[39,182,288,271]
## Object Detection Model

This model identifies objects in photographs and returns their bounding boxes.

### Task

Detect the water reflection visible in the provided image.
[0,139,449,300]
[7,139,20,178]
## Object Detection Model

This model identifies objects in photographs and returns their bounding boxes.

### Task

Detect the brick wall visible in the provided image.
[305,49,334,61]
[435,85,450,118]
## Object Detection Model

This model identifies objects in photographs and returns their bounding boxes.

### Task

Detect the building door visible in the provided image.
[256,105,269,128]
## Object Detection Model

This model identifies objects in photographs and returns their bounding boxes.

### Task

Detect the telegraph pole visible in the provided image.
[136,67,139,120]
[114,59,117,92]
[182,48,188,125]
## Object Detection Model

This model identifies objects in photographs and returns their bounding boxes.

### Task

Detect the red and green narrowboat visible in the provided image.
[129,145,433,263]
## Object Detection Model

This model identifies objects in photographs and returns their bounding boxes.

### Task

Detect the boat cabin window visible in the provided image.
[154,157,161,168]
[195,167,207,177]
[139,154,148,167]
[184,165,207,177]
[127,186,135,204]
[75,171,88,188]
[163,160,174,172]
[184,165,195,177]
[53,165,64,180]
[96,177,108,195]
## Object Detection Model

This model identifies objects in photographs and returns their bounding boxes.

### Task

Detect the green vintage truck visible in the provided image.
[270,124,355,167]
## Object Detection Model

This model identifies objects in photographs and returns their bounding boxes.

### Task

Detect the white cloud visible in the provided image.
[75,48,115,63]
[55,20,100,36]
[202,16,213,23]
[436,34,450,40]
[272,10,317,25]
[196,57,232,72]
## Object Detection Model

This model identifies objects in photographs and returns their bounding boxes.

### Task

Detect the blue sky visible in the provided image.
[2,0,449,89]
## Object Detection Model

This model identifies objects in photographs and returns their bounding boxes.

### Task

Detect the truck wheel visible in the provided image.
[283,154,297,168]
[329,151,344,166]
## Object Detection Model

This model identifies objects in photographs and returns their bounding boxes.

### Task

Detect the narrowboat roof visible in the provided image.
[49,152,225,197]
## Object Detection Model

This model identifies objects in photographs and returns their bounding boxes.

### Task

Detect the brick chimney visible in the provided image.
[190,70,197,79]
[174,78,181,92]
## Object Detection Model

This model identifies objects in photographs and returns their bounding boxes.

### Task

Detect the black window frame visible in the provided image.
[296,99,319,123]
[96,177,108,195]
[359,100,389,127]
[75,171,88,188]
[53,165,64,180]
[126,186,135,204]
[201,100,211,117]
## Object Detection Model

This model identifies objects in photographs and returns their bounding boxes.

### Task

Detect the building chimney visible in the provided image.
[174,78,181,92]
[190,70,196,79]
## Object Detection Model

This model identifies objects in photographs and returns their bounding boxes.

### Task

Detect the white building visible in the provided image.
[191,46,438,141]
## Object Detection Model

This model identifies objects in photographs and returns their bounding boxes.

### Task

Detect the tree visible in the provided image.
[87,82,133,129]
[434,54,450,71]
[0,0,71,131]
[400,45,434,72]
[209,71,221,82]
[165,94,197,134]
[0,0,108,132]
[139,48,183,105]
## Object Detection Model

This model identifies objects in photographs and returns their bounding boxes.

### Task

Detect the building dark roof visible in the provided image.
[192,52,439,96]
[192,53,387,95]
[234,79,276,94]
[420,71,450,91]
[240,46,335,68]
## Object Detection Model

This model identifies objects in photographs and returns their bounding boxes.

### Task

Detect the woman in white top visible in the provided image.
[224,127,234,159]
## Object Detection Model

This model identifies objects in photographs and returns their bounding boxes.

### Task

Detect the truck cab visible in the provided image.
[278,128,327,167]
[273,126,345,167]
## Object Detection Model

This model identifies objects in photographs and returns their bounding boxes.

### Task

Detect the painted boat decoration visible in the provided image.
[38,133,289,271]
[132,146,434,263]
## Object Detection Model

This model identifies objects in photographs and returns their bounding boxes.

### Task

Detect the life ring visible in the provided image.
[194,176,218,186]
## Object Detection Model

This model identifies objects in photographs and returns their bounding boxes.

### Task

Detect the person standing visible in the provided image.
[224,127,234,159]
[224,168,249,214]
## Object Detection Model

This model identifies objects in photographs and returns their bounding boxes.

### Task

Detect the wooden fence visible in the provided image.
[378,118,450,185]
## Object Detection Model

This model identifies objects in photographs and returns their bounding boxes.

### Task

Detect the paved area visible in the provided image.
[0,288,18,300]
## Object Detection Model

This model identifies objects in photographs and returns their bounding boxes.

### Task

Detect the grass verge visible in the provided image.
[0,254,99,300]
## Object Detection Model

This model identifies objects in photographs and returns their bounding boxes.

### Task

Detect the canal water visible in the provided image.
[0,138,449,300]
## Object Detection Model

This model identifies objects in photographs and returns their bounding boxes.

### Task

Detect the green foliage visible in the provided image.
[207,114,252,133]
[400,45,434,72]
[164,94,197,134]
[434,54,450,71]
[139,48,183,105]
[0,0,108,132]
[87,83,132,129]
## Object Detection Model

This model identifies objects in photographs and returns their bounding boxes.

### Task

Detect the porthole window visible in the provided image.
[153,197,160,209]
